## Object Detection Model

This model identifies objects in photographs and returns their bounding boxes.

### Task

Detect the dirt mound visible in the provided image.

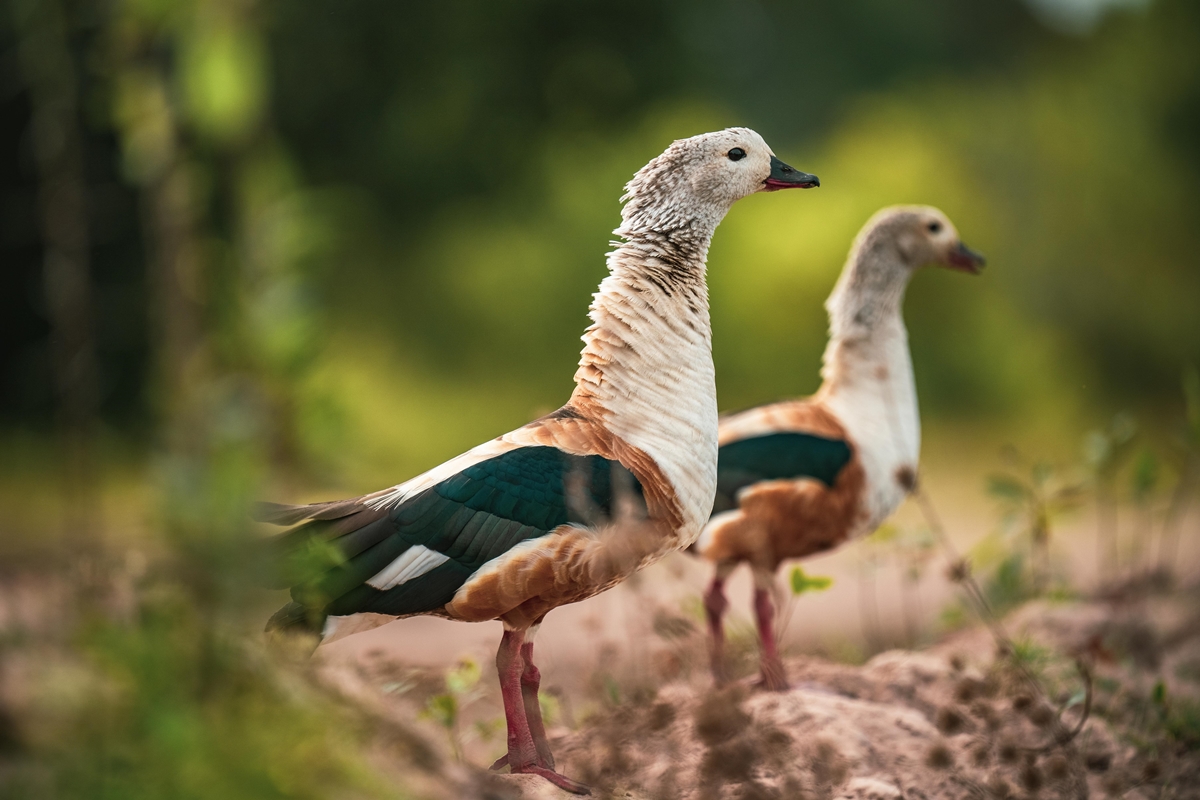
[309,587,1200,799]
[479,591,1200,799]
[534,654,1085,799]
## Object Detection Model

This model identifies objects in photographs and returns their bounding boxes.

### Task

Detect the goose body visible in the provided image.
[696,206,984,690]
[259,128,819,792]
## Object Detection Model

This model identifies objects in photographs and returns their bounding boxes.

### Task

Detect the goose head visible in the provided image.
[827,206,984,336]
[620,127,818,235]
[881,205,986,275]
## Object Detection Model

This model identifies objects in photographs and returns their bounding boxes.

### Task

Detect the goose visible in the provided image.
[257,128,818,793]
[696,206,984,691]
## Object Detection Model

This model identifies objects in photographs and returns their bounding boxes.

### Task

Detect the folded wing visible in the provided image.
[713,432,852,514]
[262,445,644,632]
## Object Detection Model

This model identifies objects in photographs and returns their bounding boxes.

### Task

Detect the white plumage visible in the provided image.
[367,544,451,590]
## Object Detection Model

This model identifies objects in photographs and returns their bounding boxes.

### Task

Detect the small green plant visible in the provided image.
[789,566,833,595]
[1128,448,1160,574]
[854,524,898,652]
[987,551,1032,610]
[1130,449,1161,506]
[884,524,936,646]
[987,451,1085,594]
[1157,365,1200,573]
[1137,678,1200,751]
[422,657,485,761]
[1084,413,1138,580]
[898,528,936,632]
[938,526,1032,627]
[602,674,621,707]
[773,566,833,655]
[1164,697,1200,750]
[914,482,1098,767]
[851,522,936,646]
[1007,637,1053,678]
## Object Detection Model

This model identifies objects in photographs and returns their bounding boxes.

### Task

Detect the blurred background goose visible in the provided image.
[696,205,984,690]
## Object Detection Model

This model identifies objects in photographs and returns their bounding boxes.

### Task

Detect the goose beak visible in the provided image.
[763,155,820,191]
[946,241,986,274]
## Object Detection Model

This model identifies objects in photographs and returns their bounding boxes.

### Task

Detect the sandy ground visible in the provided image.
[317,585,1200,800]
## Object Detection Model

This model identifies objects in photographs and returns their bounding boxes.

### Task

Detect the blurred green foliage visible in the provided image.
[2,0,418,796]
[281,0,1200,485]
[987,451,1086,590]
[2,0,1199,485]
[8,601,404,800]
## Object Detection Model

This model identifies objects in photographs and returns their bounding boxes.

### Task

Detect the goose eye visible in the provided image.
[927,221,942,234]
[727,148,746,161]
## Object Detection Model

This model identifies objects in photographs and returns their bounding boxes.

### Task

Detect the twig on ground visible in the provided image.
[1022,658,1094,755]
[910,481,1094,754]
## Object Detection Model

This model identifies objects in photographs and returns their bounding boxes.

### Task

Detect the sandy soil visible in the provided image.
[315,577,1200,800]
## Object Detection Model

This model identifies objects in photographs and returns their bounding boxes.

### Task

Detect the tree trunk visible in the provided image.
[13,0,100,545]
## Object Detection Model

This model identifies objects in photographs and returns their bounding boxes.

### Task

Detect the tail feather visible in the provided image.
[254,498,371,526]
[256,487,404,635]
[262,505,388,553]
[255,494,393,590]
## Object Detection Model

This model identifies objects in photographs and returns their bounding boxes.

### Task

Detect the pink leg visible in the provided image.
[496,628,538,766]
[520,641,555,769]
[704,573,730,685]
[493,628,590,794]
[754,586,788,691]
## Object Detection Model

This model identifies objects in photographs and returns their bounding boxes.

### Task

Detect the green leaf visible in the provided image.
[987,474,1029,501]
[1008,637,1050,671]
[424,693,458,729]
[445,657,481,695]
[1131,449,1160,498]
[603,675,621,706]
[790,566,834,596]
[1152,680,1168,708]
[1031,461,1054,488]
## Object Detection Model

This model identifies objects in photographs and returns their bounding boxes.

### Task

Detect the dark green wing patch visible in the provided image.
[713,432,852,514]
[278,446,644,629]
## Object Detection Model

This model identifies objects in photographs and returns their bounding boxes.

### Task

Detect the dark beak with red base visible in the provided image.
[946,241,986,274]
[763,155,820,191]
